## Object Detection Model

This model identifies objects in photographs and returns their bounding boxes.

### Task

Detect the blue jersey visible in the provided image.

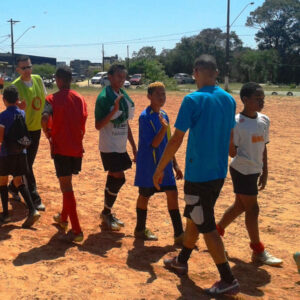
[0,106,26,157]
[135,106,175,187]
[175,86,236,182]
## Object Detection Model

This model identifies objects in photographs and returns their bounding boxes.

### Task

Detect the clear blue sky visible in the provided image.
[0,0,264,64]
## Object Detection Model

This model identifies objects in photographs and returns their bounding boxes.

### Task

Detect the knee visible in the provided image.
[249,203,259,217]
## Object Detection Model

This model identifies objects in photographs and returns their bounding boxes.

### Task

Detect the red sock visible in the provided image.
[61,194,68,222]
[216,224,225,237]
[250,242,265,254]
[63,191,81,234]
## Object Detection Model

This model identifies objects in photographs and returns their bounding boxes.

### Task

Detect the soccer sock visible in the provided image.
[18,184,35,214]
[178,246,193,264]
[168,209,183,237]
[64,191,81,234]
[216,224,225,237]
[250,242,265,254]
[216,262,235,283]
[135,208,147,232]
[0,185,9,216]
[102,176,125,215]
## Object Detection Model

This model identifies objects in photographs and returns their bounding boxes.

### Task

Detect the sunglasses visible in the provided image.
[20,65,32,70]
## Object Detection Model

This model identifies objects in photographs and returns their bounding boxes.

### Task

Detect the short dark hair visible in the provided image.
[3,85,19,104]
[240,82,263,99]
[16,55,30,66]
[194,54,217,71]
[56,66,72,84]
[108,64,126,76]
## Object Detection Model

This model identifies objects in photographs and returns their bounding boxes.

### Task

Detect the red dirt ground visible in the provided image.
[0,90,299,300]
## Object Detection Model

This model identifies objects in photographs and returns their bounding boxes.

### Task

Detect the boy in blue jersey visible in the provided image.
[153,55,240,296]
[0,85,40,227]
[134,82,184,243]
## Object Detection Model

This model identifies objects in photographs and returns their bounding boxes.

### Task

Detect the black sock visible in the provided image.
[103,176,125,214]
[216,262,235,283]
[0,185,9,215]
[18,184,35,213]
[9,180,18,193]
[135,208,147,232]
[168,209,183,237]
[178,246,193,264]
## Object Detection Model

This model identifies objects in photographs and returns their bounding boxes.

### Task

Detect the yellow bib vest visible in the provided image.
[13,75,45,131]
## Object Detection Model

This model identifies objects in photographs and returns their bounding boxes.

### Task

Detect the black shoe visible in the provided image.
[35,202,46,211]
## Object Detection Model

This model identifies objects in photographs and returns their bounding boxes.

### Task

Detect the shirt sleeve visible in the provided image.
[43,100,53,115]
[264,116,270,143]
[174,96,194,132]
[139,115,155,148]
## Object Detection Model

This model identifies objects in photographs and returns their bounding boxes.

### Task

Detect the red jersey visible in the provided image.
[45,89,87,157]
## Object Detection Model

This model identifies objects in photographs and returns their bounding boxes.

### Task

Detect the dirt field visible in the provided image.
[0,90,299,300]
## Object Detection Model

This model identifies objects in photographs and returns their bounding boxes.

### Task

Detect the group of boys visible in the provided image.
[0,54,285,296]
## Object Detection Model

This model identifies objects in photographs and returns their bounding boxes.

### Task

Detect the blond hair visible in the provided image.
[147,81,165,95]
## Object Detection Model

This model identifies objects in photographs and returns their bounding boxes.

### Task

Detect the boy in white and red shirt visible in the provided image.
[41,66,87,242]
[217,82,282,266]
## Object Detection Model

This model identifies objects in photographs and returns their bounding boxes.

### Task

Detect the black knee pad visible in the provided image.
[106,176,125,194]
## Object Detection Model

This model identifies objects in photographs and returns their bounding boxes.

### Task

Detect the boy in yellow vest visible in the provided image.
[10,56,46,211]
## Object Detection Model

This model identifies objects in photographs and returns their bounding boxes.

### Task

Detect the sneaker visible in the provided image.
[174,232,184,246]
[53,213,68,231]
[35,202,46,211]
[293,252,300,274]
[64,230,84,243]
[163,256,188,275]
[205,279,240,296]
[252,250,283,266]
[100,213,121,231]
[134,228,158,241]
[111,214,124,227]
[0,213,11,223]
[8,183,21,202]
[22,211,40,228]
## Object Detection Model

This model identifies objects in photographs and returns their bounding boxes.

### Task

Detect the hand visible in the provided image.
[113,94,123,113]
[17,100,26,110]
[153,169,164,190]
[174,165,183,180]
[258,172,268,190]
[159,113,168,129]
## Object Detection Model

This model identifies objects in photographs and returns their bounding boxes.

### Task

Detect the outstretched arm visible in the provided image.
[153,129,185,189]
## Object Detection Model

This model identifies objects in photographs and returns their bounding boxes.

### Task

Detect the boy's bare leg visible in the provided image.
[217,194,245,233]
[203,230,227,264]
[165,190,179,210]
[239,194,260,244]
[136,194,149,210]
[183,218,199,249]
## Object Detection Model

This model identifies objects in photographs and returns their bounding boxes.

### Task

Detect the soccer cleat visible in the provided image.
[53,213,68,231]
[64,230,84,243]
[34,202,46,211]
[252,250,283,266]
[205,279,240,296]
[293,252,300,274]
[100,213,121,231]
[0,213,11,223]
[134,228,158,241]
[22,211,40,228]
[163,256,188,275]
[8,183,21,202]
[111,214,124,227]
[174,232,184,246]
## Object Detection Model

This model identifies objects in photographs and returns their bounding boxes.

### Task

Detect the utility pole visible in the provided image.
[224,0,230,91]
[7,18,20,76]
[127,45,129,70]
[102,44,104,71]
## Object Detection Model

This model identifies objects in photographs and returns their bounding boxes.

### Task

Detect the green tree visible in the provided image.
[32,64,56,79]
[132,46,156,59]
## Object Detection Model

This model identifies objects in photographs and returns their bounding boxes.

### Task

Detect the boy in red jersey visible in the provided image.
[41,66,87,242]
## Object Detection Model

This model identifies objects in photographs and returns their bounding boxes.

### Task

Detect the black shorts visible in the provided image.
[139,185,177,198]
[0,154,28,177]
[53,154,82,177]
[230,167,260,196]
[183,179,224,233]
[100,152,132,172]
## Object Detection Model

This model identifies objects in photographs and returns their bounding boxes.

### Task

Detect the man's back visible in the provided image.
[175,86,236,182]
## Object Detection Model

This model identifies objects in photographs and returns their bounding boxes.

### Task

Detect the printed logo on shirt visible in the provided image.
[32,96,42,111]
[252,135,264,143]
